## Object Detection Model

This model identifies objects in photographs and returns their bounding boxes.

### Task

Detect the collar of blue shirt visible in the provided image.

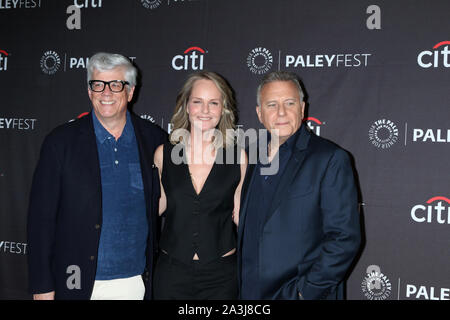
[92,111,135,144]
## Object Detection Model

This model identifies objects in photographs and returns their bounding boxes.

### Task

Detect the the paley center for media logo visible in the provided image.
[361,265,392,300]
[247,47,273,74]
[40,50,61,75]
[140,0,162,9]
[368,119,399,149]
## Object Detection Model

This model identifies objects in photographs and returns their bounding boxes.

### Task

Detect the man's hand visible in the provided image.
[33,291,55,300]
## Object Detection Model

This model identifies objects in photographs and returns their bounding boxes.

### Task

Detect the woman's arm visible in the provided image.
[233,148,248,226]
[154,144,167,216]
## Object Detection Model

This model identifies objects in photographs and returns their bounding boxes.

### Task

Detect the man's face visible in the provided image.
[88,68,134,124]
[256,80,305,144]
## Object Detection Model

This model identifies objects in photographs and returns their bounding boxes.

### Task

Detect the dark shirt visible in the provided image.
[159,142,240,264]
[241,128,302,299]
[93,111,148,280]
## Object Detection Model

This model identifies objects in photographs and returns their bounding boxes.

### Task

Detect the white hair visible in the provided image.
[87,52,137,90]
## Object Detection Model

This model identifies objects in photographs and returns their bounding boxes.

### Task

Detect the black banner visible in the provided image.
[1,0,449,300]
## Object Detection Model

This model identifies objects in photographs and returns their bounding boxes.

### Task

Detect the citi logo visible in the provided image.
[0,49,9,71]
[172,47,206,71]
[73,0,102,8]
[304,117,324,136]
[411,196,450,224]
[68,112,89,122]
[417,41,450,68]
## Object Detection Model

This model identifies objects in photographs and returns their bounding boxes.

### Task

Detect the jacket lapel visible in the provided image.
[78,113,102,185]
[131,114,152,167]
[76,113,103,215]
[264,125,311,225]
[238,125,312,238]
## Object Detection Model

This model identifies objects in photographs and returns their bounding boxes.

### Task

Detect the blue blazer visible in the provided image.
[27,112,167,300]
[237,124,361,300]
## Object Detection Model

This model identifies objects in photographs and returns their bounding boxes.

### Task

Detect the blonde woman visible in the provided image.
[153,71,247,299]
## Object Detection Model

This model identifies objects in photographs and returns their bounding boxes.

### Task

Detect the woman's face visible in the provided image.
[187,79,223,133]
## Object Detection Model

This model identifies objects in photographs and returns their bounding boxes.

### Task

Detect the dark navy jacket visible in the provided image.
[237,124,361,300]
[27,112,167,300]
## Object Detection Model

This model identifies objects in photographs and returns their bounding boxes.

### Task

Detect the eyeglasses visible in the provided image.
[88,80,129,93]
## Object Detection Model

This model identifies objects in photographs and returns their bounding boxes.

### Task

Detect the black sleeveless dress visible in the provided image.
[153,141,241,300]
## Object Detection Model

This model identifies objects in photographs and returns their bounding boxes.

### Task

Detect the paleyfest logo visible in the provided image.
[247,47,273,74]
[0,0,41,9]
[361,265,392,300]
[40,51,136,74]
[0,240,27,255]
[368,119,399,149]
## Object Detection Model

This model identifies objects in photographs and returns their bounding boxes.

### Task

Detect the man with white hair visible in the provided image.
[27,52,167,300]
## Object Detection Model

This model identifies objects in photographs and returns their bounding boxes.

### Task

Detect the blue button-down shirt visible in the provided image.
[92,111,148,280]
[241,127,302,299]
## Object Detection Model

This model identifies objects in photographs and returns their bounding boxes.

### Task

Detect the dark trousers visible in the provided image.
[153,251,238,300]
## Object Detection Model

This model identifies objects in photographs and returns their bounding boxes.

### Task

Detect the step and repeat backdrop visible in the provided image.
[1,0,449,300]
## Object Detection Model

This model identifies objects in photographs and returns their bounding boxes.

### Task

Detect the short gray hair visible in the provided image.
[87,52,137,90]
[256,71,304,105]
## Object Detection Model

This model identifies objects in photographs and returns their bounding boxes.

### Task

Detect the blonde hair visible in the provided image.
[169,71,237,148]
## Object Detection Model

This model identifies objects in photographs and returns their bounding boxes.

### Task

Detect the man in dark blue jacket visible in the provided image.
[238,71,361,300]
[27,52,167,300]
